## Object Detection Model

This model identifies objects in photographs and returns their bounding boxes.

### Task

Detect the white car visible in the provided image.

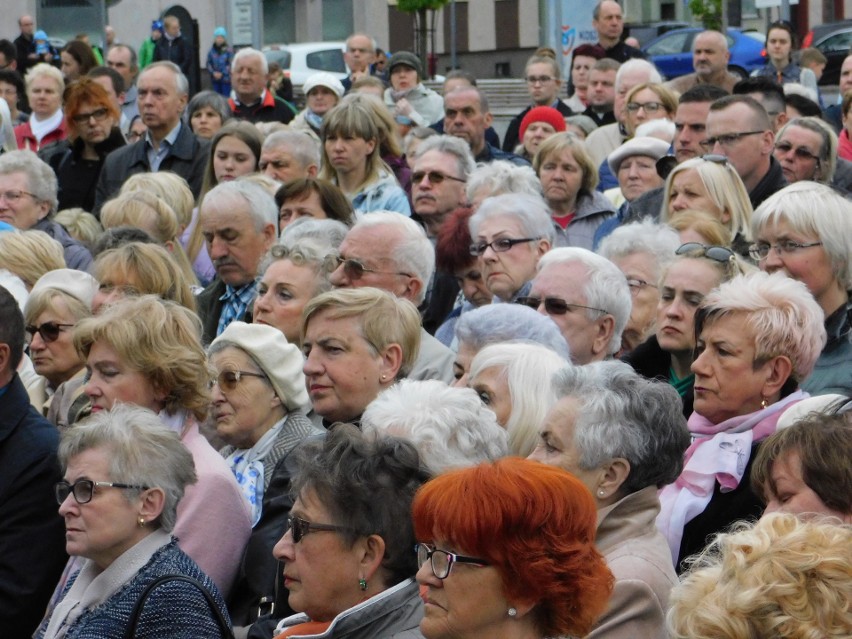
[262,42,348,87]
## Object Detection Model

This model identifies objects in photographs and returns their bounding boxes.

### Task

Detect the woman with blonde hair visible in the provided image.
[0,229,65,289]
[623,82,678,137]
[120,172,195,231]
[345,93,411,192]
[14,63,66,151]
[666,209,733,247]
[53,208,103,251]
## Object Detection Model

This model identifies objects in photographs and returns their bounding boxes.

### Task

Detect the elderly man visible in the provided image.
[95,61,209,213]
[583,58,619,127]
[196,180,278,344]
[444,86,528,165]
[773,117,838,186]
[0,285,68,639]
[705,95,786,208]
[13,15,36,74]
[410,135,474,238]
[593,1,646,63]
[329,212,456,382]
[342,32,378,91]
[666,31,739,94]
[106,43,140,124]
[259,130,319,183]
[229,48,295,123]
[0,151,92,271]
[525,247,631,365]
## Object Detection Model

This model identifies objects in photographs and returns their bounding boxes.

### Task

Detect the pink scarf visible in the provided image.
[839,129,852,162]
[656,390,806,564]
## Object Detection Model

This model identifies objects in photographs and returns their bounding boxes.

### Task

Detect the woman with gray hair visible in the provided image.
[36,404,231,638]
[465,160,542,209]
[361,379,508,473]
[187,89,232,139]
[15,63,66,151]
[530,360,690,639]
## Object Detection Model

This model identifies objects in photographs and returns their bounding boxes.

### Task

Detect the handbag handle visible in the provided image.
[123,574,235,639]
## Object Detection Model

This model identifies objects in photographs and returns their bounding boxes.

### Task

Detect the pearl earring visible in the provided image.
[507,607,517,617]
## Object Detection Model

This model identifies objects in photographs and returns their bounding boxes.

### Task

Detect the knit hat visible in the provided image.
[519,106,567,140]
[388,51,422,79]
[302,72,345,99]
[607,136,671,174]
[211,321,309,412]
[30,269,99,309]
[152,21,164,33]
[34,30,48,41]
[213,27,227,39]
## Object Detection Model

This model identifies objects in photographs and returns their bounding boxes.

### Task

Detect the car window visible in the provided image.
[306,49,346,73]
[819,31,852,53]
[264,50,291,69]
[647,32,692,56]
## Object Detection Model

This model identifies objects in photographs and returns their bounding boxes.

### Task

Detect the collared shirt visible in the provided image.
[216,281,256,336]
[145,120,182,171]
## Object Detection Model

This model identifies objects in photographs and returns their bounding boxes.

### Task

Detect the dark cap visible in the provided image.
[388,51,422,78]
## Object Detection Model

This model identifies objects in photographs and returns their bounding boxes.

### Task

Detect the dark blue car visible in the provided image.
[642,28,766,80]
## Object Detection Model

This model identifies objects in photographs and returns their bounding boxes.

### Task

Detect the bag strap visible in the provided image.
[123,574,234,639]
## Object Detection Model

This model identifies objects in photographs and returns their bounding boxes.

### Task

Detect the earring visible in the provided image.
[359,578,367,591]
[507,607,517,618]
[380,374,387,381]
[138,516,146,528]
[598,490,606,497]
[761,396,768,409]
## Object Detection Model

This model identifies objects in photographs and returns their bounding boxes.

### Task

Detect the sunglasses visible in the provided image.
[324,254,412,280]
[774,142,821,163]
[209,369,267,392]
[25,321,75,344]
[55,479,149,505]
[286,515,353,543]
[411,170,466,185]
[516,296,608,316]
[675,242,736,263]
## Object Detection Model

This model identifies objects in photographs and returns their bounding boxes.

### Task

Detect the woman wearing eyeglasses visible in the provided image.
[751,181,852,396]
[657,271,826,570]
[301,288,421,427]
[40,78,125,213]
[266,424,429,638]
[36,404,231,639]
[413,457,613,639]
[74,295,251,597]
[208,321,321,630]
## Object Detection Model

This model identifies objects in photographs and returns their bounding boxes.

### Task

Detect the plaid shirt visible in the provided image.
[216,282,256,336]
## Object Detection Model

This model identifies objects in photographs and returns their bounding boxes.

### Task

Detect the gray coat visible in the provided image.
[552,190,617,250]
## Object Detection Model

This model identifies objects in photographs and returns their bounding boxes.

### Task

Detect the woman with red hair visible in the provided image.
[413,457,613,639]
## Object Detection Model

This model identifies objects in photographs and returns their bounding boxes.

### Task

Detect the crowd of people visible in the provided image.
[1,5,851,639]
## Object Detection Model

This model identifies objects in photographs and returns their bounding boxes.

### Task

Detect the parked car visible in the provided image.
[803,20,852,85]
[625,21,690,47]
[262,42,347,87]
[642,28,766,80]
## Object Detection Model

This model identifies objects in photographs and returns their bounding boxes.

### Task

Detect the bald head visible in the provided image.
[692,31,731,79]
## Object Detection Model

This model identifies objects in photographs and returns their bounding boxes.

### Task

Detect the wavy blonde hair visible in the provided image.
[0,230,65,288]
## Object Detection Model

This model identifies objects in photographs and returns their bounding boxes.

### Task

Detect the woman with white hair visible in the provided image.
[657,271,827,569]
[361,379,508,473]
[14,63,66,151]
[465,160,542,209]
[751,181,852,395]
[468,342,569,456]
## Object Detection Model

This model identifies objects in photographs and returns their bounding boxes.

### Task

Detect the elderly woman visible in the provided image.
[0,151,93,271]
[208,321,322,629]
[252,240,333,345]
[301,287,421,426]
[751,410,851,522]
[290,72,345,140]
[662,156,754,257]
[516,106,566,161]
[751,181,852,395]
[624,242,748,417]
[657,271,826,568]
[531,361,690,639]
[187,90,232,139]
[414,457,613,639]
[14,63,66,151]
[773,117,837,185]
[36,404,230,638]
[41,78,125,212]
[602,136,669,225]
[465,161,542,209]
[468,342,568,457]
[468,193,554,303]
[534,132,616,249]
[267,424,429,637]
[667,514,852,639]
[383,52,444,133]
[0,229,65,289]
[74,295,251,596]
[598,219,681,354]
[275,178,354,232]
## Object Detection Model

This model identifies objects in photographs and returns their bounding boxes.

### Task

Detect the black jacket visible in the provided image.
[154,34,193,76]
[748,156,787,210]
[502,99,575,152]
[622,334,693,419]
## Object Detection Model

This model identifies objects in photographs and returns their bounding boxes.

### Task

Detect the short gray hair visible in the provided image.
[352,211,434,304]
[466,161,543,202]
[552,361,690,494]
[776,117,837,184]
[232,47,268,74]
[203,180,278,235]
[140,61,188,96]
[455,303,570,359]
[361,379,508,473]
[58,404,197,532]
[469,193,555,246]
[615,58,662,91]
[0,150,58,214]
[411,134,476,178]
[538,247,632,355]
[281,217,350,250]
[262,130,321,169]
[259,238,333,295]
[597,219,681,284]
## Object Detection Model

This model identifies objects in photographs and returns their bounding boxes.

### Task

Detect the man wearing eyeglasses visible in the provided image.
[705,95,786,208]
[342,33,379,92]
[0,284,68,638]
[410,135,474,238]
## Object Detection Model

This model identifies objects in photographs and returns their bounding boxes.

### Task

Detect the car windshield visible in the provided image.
[306,49,345,73]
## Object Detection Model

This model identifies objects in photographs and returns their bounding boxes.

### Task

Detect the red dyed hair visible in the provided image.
[434,205,475,275]
[412,457,613,637]
[63,77,120,137]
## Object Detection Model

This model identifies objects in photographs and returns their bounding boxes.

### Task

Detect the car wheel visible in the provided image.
[728,65,748,80]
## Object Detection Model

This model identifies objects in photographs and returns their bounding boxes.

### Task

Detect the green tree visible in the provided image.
[688,0,723,31]
[397,0,450,77]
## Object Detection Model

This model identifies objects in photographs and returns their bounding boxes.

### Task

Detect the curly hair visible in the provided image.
[413,458,613,637]
[668,513,852,639]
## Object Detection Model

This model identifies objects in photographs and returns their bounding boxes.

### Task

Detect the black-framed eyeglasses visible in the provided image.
[71,107,110,124]
[209,370,267,392]
[516,295,608,316]
[774,141,821,164]
[700,130,765,150]
[323,254,413,280]
[411,170,466,185]
[675,242,736,264]
[747,240,823,261]
[286,515,353,543]
[415,543,490,580]
[525,75,554,84]
[55,479,150,505]
[626,277,658,293]
[469,237,538,257]
[626,101,664,114]
[25,321,75,345]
